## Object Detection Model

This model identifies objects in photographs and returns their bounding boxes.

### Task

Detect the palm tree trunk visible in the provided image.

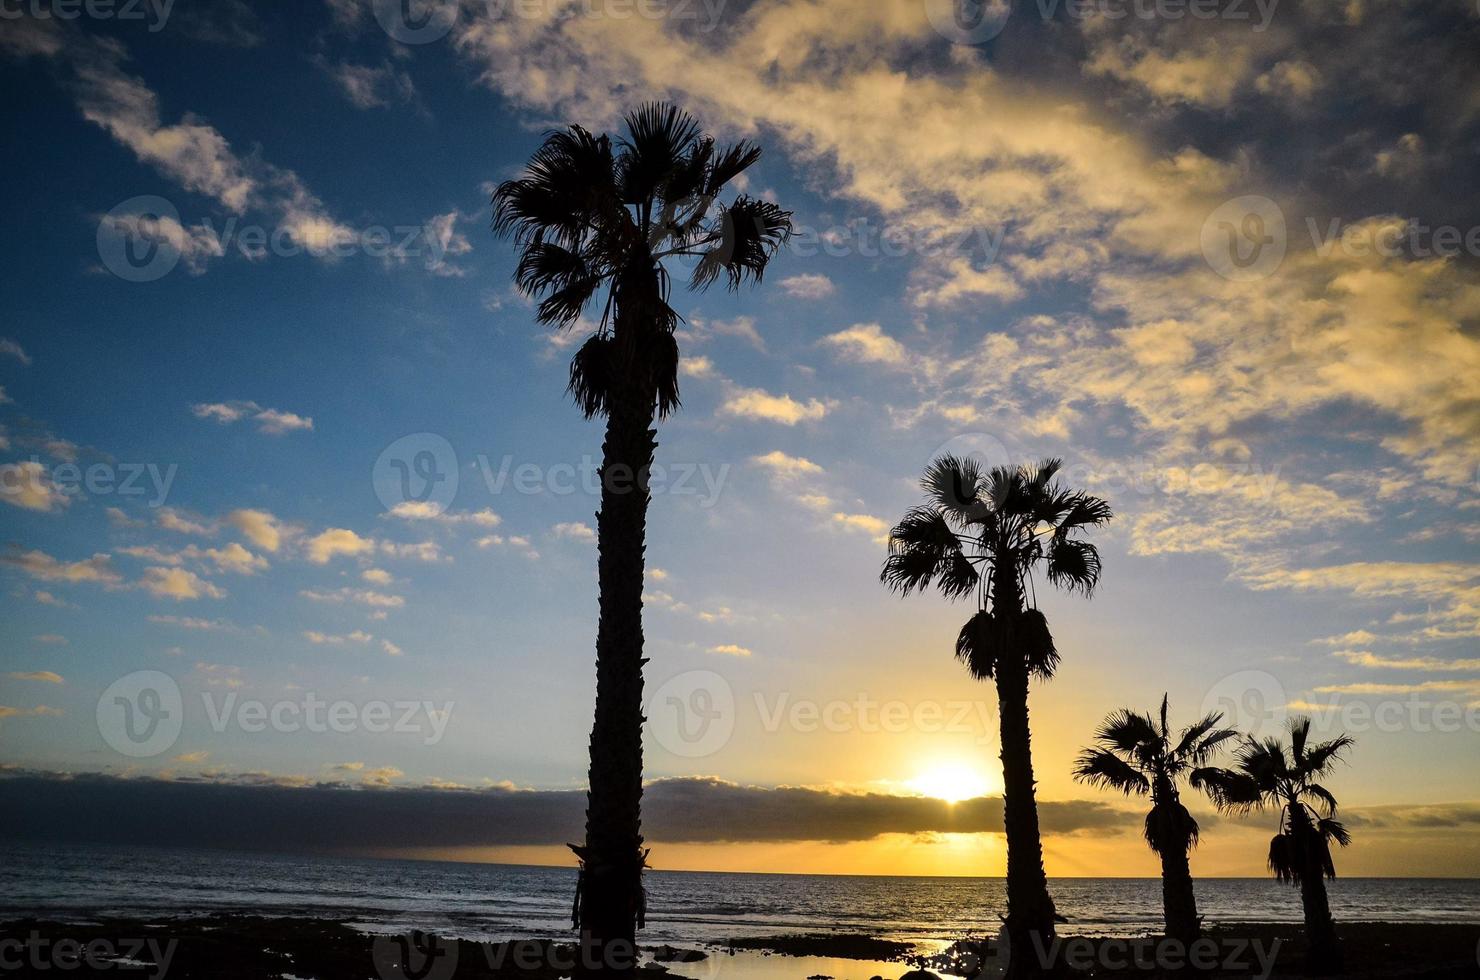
[574,303,659,979]
[1158,841,1200,948]
[1298,856,1342,976]
[992,571,1059,977]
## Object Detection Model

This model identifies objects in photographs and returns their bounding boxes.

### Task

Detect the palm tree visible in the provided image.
[1196,718,1355,976]
[882,456,1111,976]
[492,104,791,977]
[1073,695,1238,947]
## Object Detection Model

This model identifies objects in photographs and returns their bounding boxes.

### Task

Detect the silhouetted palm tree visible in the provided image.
[1074,695,1238,947]
[493,103,791,977]
[1196,718,1354,976]
[882,456,1111,976]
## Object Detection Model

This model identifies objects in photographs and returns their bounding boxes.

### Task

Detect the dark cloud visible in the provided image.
[0,772,1137,852]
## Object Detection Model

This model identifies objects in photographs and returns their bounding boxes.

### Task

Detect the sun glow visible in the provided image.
[909,761,995,803]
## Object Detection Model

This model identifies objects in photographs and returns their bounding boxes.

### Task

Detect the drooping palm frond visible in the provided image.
[1073,749,1151,796]
[688,196,793,291]
[1268,832,1298,883]
[881,506,975,598]
[1145,797,1200,855]
[1190,766,1264,815]
[1300,735,1356,779]
[1019,608,1059,679]
[955,609,998,680]
[1045,538,1102,595]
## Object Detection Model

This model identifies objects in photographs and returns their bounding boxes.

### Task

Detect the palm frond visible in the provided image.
[1073,749,1150,796]
[1192,766,1264,814]
[1145,797,1200,855]
[1301,734,1355,778]
[923,454,988,521]
[568,334,614,419]
[1045,539,1102,595]
[881,507,974,598]
[955,609,999,680]
[1268,832,1298,883]
[618,103,702,207]
[1019,608,1059,679]
[689,196,793,291]
[1095,709,1160,756]
[1303,782,1339,816]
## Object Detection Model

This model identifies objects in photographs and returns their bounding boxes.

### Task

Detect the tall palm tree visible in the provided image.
[1073,695,1238,947]
[882,456,1112,976]
[492,103,791,977]
[1196,718,1355,976]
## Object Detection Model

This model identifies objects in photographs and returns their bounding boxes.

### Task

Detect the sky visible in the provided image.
[0,0,1478,878]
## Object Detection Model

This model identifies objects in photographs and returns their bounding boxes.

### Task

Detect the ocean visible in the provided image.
[3,843,1478,945]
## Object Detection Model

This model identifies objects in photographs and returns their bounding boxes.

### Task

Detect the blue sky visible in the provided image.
[1,0,1478,874]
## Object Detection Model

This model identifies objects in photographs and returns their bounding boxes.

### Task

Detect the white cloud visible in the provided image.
[192,401,313,435]
[300,587,405,608]
[324,60,416,110]
[1,549,122,586]
[708,644,753,657]
[822,323,909,367]
[720,386,832,425]
[381,639,403,657]
[0,461,71,512]
[0,338,33,364]
[225,509,288,552]
[750,450,824,479]
[778,273,835,299]
[552,521,596,542]
[387,501,500,526]
[7,671,63,684]
[304,528,376,564]
[304,629,373,645]
[140,566,226,601]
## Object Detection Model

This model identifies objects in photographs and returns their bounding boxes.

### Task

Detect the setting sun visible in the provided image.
[909,761,995,803]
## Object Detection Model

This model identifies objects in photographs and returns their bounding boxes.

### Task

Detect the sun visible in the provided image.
[909,760,995,804]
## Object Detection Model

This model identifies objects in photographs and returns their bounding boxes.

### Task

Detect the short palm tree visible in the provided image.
[493,103,791,977]
[1197,718,1355,976]
[882,456,1111,976]
[1073,695,1238,946]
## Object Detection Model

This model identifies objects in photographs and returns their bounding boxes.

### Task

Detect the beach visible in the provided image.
[2,915,1477,978]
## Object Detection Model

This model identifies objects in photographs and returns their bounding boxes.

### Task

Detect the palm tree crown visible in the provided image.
[492,102,792,419]
[1196,718,1355,881]
[881,455,1112,680]
[1075,695,1238,856]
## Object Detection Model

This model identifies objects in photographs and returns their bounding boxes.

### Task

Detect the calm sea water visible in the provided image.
[2,843,1477,944]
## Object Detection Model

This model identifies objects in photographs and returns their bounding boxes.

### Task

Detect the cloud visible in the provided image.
[304,528,376,564]
[381,639,403,657]
[225,509,288,552]
[0,772,1138,849]
[683,315,766,352]
[750,450,824,479]
[831,512,890,543]
[192,401,313,435]
[822,323,909,367]
[32,634,67,645]
[720,386,831,425]
[323,60,416,110]
[777,273,835,299]
[0,461,71,512]
[387,502,500,526]
[707,644,753,657]
[476,534,540,559]
[155,507,215,536]
[552,521,596,542]
[173,751,210,764]
[139,567,226,601]
[7,671,63,684]
[299,587,405,609]
[0,339,31,365]
[148,615,234,631]
[1,549,122,586]
[0,707,62,721]
[304,630,373,646]
[1332,650,1480,672]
